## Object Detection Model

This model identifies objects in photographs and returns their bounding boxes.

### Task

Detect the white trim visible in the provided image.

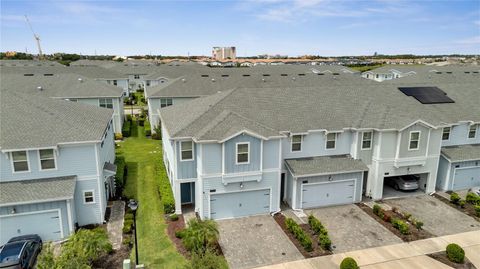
[235,142,250,165]
[37,149,58,171]
[94,143,104,223]
[66,199,74,233]
[0,209,64,239]
[290,134,303,152]
[325,132,337,150]
[221,142,225,174]
[293,169,367,179]
[10,151,31,174]
[278,139,282,170]
[425,129,431,157]
[452,165,480,190]
[83,190,96,204]
[300,178,356,209]
[218,130,268,143]
[209,187,272,220]
[395,131,402,159]
[408,131,421,151]
[361,131,373,150]
[260,140,264,171]
[0,196,74,207]
[179,140,194,162]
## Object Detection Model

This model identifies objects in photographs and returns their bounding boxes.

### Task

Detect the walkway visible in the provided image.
[107,200,125,250]
[256,230,480,269]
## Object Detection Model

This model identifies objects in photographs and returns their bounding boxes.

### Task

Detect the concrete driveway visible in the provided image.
[306,204,402,253]
[217,215,303,269]
[384,195,480,236]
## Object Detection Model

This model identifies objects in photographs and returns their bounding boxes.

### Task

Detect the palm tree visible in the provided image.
[182,219,219,254]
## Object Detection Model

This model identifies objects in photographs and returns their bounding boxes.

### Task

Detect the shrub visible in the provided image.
[446,243,465,263]
[124,212,134,221]
[114,156,126,196]
[175,229,185,239]
[340,257,359,269]
[145,120,151,136]
[403,212,412,221]
[414,220,424,230]
[373,204,382,216]
[170,213,179,221]
[122,120,131,137]
[182,219,219,254]
[138,117,145,127]
[159,170,175,213]
[185,249,229,269]
[123,219,133,234]
[114,133,123,140]
[450,192,461,204]
[36,243,56,269]
[308,215,326,235]
[285,218,313,252]
[475,205,480,217]
[319,233,331,250]
[153,121,162,140]
[392,218,409,235]
[126,114,132,122]
[466,192,480,205]
[383,212,392,223]
[459,200,466,208]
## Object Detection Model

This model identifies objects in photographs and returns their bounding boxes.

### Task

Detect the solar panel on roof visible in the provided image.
[398,87,455,104]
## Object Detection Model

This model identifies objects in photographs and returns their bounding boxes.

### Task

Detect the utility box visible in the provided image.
[123,259,131,269]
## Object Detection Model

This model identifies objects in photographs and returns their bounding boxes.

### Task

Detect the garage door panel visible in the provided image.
[210,189,270,220]
[302,180,355,209]
[453,167,480,191]
[0,210,62,245]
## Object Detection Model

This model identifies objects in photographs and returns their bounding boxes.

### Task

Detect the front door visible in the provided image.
[181,182,194,204]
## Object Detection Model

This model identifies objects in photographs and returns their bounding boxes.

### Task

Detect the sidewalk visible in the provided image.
[256,230,480,269]
[107,200,125,250]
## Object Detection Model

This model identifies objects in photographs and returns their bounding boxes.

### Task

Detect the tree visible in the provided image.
[182,219,219,254]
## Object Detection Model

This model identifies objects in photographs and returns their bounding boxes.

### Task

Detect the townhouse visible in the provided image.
[1,73,125,134]
[158,70,480,220]
[0,90,116,245]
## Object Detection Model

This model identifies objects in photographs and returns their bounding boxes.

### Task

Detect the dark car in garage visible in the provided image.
[385,175,420,191]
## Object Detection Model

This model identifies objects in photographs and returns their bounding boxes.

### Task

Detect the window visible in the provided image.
[291,135,302,152]
[146,81,151,86]
[236,143,249,164]
[69,98,77,102]
[361,132,372,150]
[409,131,420,150]
[180,141,194,161]
[160,98,173,108]
[134,75,140,79]
[468,125,477,139]
[113,80,117,86]
[83,191,95,204]
[39,149,56,170]
[99,98,113,109]
[442,127,451,140]
[326,133,336,149]
[11,151,29,172]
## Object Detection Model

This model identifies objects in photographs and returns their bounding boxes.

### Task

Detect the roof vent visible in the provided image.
[181,78,186,82]
[292,77,296,81]
[473,71,479,74]
[44,74,54,76]
[211,78,215,82]
[333,73,340,75]
[436,72,442,74]
[78,78,84,82]
[37,86,43,91]
[317,73,324,75]
[464,71,470,74]
[280,74,288,76]
[221,74,229,77]
[446,71,452,74]
[298,73,306,76]
[262,78,266,82]
[24,74,34,76]
[262,74,270,77]
[201,74,209,77]
[242,74,250,77]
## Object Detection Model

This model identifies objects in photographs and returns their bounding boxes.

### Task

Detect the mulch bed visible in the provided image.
[357,203,434,242]
[428,251,477,269]
[92,244,132,269]
[433,193,480,221]
[165,214,190,258]
[273,213,332,258]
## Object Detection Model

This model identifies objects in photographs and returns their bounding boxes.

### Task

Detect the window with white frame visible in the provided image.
[113,80,117,86]
[146,80,151,86]
[236,143,249,164]
[180,141,194,161]
[468,125,477,139]
[11,151,29,172]
[361,132,372,150]
[39,149,56,170]
[99,98,113,109]
[442,127,451,140]
[409,131,420,150]
[326,133,336,149]
[291,135,302,152]
[160,98,173,108]
[134,75,140,79]
[83,191,95,204]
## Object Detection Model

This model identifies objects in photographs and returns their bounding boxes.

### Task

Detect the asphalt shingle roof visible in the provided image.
[285,155,368,177]
[441,144,480,162]
[0,176,76,206]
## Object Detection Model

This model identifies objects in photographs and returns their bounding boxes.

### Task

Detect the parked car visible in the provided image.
[0,235,42,269]
[385,175,419,191]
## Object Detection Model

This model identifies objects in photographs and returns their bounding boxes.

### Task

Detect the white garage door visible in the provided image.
[210,189,270,220]
[301,179,355,209]
[453,167,480,191]
[0,210,63,245]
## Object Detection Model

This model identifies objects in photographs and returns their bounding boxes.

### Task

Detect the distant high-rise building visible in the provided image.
[212,47,236,60]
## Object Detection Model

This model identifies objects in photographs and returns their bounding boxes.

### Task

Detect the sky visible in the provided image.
[1,0,479,56]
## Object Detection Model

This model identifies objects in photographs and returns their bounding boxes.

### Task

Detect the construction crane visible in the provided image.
[24,15,43,59]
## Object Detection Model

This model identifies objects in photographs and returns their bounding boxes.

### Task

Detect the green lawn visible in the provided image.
[117,121,187,268]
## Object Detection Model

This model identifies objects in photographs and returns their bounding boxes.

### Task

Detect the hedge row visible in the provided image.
[114,156,127,197]
[308,215,331,250]
[158,162,175,214]
[122,121,131,137]
[145,120,151,137]
[285,217,313,252]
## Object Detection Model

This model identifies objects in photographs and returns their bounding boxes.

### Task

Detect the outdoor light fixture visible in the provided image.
[328,176,333,181]
[240,182,244,189]
[128,199,139,265]
[10,208,16,214]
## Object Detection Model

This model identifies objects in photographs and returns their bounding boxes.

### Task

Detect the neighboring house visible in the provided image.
[158,74,479,220]
[1,73,125,134]
[0,90,116,245]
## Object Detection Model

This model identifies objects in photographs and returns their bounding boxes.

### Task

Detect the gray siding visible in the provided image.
[398,124,429,158]
[442,123,480,147]
[74,178,102,226]
[436,155,450,191]
[282,131,353,160]
[357,132,373,165]
[202,143,222,175]
[263,139,280,170]
[176,141,198,179]
[224,134,261,174]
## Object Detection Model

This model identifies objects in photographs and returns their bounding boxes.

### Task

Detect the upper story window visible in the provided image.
[11,151,29,172]
[236,142,249,164]
[39,149,56,170]
[83,190,95,204]
[113,80,118,86]
[291,135,303,152]
[409,131,420,150]
[361,132,372,150]
[160,98,173,108]
[99,98,113,109]
[468,125,477,139]
[180,141,194,161]
[326,133,337,149]
[442,127,451,141]
[134,75,140,79]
